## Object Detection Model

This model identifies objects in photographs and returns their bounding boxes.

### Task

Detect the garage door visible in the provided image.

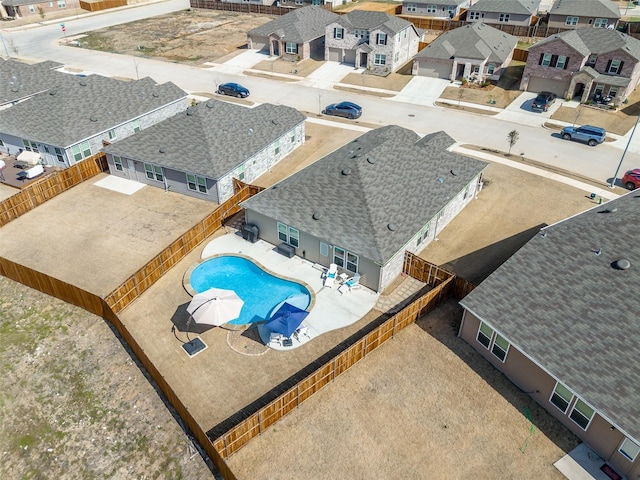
[343,50,356,65]
[248,35,268,53]
[417,60,452,79]
[527,77,568,97]
[328,47,341,62]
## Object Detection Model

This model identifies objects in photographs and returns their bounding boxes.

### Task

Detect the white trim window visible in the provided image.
[374,54,386,66]
[54,147,64,163]
[416,223,430,246]
[236,164,245,181]
[426,4,436,13]
[187,173,207,193]
[132,120,141,133]
[475,322,510,362]
[541,53,552,67]
[550,381,573,413]
[113,155,123,171]
[319,242,329,257]
[498,13,509,22]
[609,86,619,97]
[619,438,640,462]
[406,3,416,12]
[274,139,280,155]
[346,251,358,273]
[108,129,117,140]
[57,0,66,6]
[333,246,346,268]
[593,18,608,28]
[569,398,595,430]
[277,222,299,248]
[71,141,90,162]
[556,55,568,69]
[144,163,163,182]
[487,63,495,75]
[285,42,298,54]
[565,16,578,26]
[376,33,387,45]
[587,54,597,66]
[334,27,344,39]
[354,29,369,41]
[295,0,303,4]
[608,60,623,74]
[469,11,480,20]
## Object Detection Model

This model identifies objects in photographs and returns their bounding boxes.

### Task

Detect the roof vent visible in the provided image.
[350,154,359,159]
[593,248,602,256]
[612,259,631,270]
[450,169,458,176]
[159,147,166,153]
[540,230,547,238]
[152,92,159,97]
[387,223,397,232]
[248,127,254,135]
[186,107,193,116]
[367,157,376,164]
[342,168,352,175]
[272,119,278,125]
[49,90,56,96]
[90,116,97,122]
[79,80,87,86]
[604,207,618,213]
[437,177,444,183]
[11,87,18,93]
[206,100,215,108]
[312,212,322,220]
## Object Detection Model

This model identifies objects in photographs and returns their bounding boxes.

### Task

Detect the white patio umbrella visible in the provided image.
[187,287,244,328]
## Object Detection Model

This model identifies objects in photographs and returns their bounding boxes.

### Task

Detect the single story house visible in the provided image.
[103,100,306,204]
[247,5,340,61]
[412,22,517,82]
[0,74,187,167]
[458,192,640,480]
[325,10,421,75]
[402,0,473,19]
[466,0,541,26]
[240,126,487,292]
[520,27,640,104]
[1,0,82,20]
[546,0,620,31]
[0,59,66,110]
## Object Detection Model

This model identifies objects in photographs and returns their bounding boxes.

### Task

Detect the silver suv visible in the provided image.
[560,125,606,146]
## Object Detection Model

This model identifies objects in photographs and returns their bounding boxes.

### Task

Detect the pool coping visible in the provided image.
[182,252,317,323]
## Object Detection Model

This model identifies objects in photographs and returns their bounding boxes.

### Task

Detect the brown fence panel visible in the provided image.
[402,251,455,285]
[453,276,475,300]
[334,339,365,375]
[512,48,529,62]
[79,0,127,12]
[298,363,334,403]
[190,0,291,15]
[364,317,395,354]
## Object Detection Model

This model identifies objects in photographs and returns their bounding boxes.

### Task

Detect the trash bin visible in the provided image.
[241,224,259,243]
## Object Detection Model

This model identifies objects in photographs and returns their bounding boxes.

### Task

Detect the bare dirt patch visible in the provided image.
[339,70,414,91]
[74,10,274,65]
[248,57,325,77]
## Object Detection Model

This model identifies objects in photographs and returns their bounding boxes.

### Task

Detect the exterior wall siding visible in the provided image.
[460,309,640,478]
[547,15,618,30]
[468,12,532,27]
[4,0,82,19]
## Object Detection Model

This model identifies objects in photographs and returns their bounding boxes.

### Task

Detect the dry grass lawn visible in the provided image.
[248,57,325,78]
[339,71,414,91]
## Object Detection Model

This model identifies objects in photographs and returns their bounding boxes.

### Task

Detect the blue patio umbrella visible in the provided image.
[264,302,309,338]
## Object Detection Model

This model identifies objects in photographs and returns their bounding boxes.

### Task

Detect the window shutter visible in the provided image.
[606,59,612,72]
[551,55,558,68]
[564,57,570,70]
[539,52,544,65]
[618,61,624,73]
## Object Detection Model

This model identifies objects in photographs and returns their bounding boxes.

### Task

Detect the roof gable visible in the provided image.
[247,5,340,43]
[468,0,541,15]
[549,0,620,19]
[339,10,414,34]
[532,28,640,61]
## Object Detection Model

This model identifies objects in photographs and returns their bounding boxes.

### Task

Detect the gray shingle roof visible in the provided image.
[415,22,518,62]
[460,192,640,442]
[402,0,468,5]
[0,59,68,106]
[533,27,640,61]
[103,100,306,180]
[468,0,541,15]
[0,75,187,148]
[241,126,487,264]
[247,5,340,43]
[549,0,620,19]
[338,10,414,34]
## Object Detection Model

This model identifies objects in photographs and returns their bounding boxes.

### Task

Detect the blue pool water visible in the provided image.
[189,256,311,325]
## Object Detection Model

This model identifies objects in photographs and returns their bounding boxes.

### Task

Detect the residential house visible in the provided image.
[240,126,487,292]
[402,0,474,19]
[325,10,421,74]
[520,27,640,104]
[276,0,350,8]
[1,0,82,20]
[247,5,340,61]
[412,22,517,81]
[546,0,620,32]
[103,100,306,204]
[0,59,67,110]
[466,0,541,26]
[458,192,640,479]
[0,74,187,167]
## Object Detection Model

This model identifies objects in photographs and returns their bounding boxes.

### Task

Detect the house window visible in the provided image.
[71,145,82,162]
[346,252,358,273]
[473,65,480,74]
[354,29,369,41]
[54,147,64,163]
[476,322,494,348]
[237,164,245,181]
[289,227,299,248]
[132,120,140,133]
[499,13,510,22]
[608,60,623,74]
[57,0,65,6]
[487,63,495,75]
[594,83,604,95]
[377,33,387,45]
[22,139,32,152]
[394,51,399,63]
[586,54,597,66]
[187,173,207,193]
[556,55,567,69]
[417,223,430,245]
[469,11,480,20]
[312,0,321,4]
[108,129,116,140]
[81,141,91,158]
[593,18,608,28]
[565,16,578,26]
[541,53,552,67]
[278,223,288,243]
[448,6,455,16]
[285,42,298,54]
[333,246,345,268]
[290,130,296,143]
[609,86,619,97]
[550,382,573,413]
[619,438,640,462]
[113,155,123,171]
[274,140,280,155]
[144,163,163,182]
[491,333,509,362]
[374,54,386,66]
[406,3,416,12]
[426,5,436,13]
[295,0,302,4]
[277,222,299,247]
[29,5,35,13]
[569,398,594,430]
[320,242,329,257]
[334,27,344,39]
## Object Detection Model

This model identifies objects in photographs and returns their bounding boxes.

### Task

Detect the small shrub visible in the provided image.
[461,77,468,85]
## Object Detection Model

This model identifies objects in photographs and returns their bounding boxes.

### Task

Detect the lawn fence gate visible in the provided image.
[0,159,475,479]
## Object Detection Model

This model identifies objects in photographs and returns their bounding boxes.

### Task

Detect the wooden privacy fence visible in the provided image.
[0,153,108,227]
[79,0,126,12]
[512,48,529,62]
[190,0,299,15]
[105,179,263,314]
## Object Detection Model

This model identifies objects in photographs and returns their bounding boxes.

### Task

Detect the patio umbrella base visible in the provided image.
[182,337,208,357]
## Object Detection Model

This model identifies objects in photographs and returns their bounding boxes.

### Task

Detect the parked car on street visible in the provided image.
[217,82,250,98]
[323,101,362,119]
[531,91,557,112]
[622,168,640,190]
[560,125,606,146]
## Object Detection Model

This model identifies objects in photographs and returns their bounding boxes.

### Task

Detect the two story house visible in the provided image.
[466,0,541,27]
[520,27,640,104]
[325,10,420,74]
[401,0,474,19]
[546,0,620,33]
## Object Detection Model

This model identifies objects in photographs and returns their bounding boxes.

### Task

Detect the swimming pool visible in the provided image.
[188,255,311,325]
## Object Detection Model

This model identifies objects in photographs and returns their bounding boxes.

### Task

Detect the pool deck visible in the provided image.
[200,232,380,351]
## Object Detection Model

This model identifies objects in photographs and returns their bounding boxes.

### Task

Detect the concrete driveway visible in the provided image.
[392,76,451,107]
[210,49,273,75]
[495,91,570,125]
[299,62,359,89]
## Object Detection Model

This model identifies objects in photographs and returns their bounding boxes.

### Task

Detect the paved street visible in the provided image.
[2,0,639,185]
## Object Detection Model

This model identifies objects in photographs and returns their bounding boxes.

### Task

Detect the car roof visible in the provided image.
[337,101,361,109]
[579,125,606,132]
[223,82,244,88]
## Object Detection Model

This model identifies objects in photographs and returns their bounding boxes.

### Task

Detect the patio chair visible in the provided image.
[294,325,310,341]
[338,273,361,294]
[269,332,284,346]
[324,263,338,288]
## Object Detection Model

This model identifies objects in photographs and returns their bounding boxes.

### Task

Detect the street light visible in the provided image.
[610,114,640,188]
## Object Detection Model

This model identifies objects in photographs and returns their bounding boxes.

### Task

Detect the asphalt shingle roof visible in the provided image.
[241,126,487,264]
[338,10,414,34]
[103,100,306,180]
[415,22,517,62]
[468,0,541,15]
[533,27,640,61]
[0,75,187,147]
[549,0,621,18]
[248,5,340,43]
[0,58,69,105]
[460,192,640,442]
